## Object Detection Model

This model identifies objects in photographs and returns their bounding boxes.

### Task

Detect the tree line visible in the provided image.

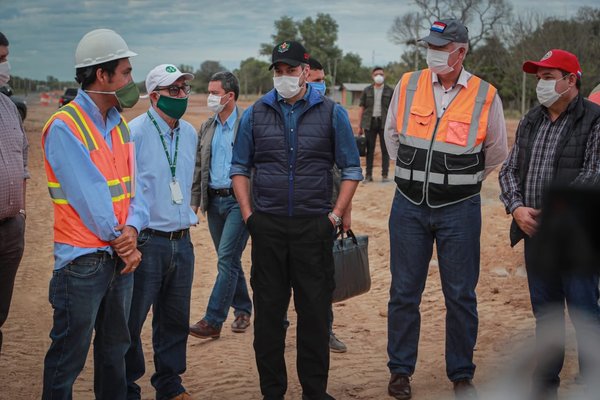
[9,1,600,114]
[187,2,599,113]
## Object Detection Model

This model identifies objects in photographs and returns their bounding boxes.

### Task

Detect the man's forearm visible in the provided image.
[332,180,359,217]
[232,175,252,221]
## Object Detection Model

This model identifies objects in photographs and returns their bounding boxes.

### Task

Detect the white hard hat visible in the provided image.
[75,28,138,68]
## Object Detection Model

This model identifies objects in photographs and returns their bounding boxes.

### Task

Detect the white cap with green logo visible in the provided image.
[144,64,195,94]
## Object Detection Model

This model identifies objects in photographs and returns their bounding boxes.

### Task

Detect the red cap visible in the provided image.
[522,49,582,78]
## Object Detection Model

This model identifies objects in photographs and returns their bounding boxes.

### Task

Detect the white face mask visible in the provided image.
[0,61,11,86]
[536,75,570,108]
[207,93,230,113]
[273,70,304,99]
[426,48,459,75]
[373,74,384,84]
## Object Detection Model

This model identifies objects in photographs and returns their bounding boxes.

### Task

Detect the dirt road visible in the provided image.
[0,95,581,399]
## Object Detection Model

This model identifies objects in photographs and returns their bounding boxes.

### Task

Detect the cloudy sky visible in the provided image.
[2,0,596,81]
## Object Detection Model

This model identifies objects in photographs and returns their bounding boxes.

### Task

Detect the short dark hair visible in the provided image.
[0,32,9,47]
[210,71,239,101]
[75,59,119,90]
[308,58,323,71]
[372,66,384,73]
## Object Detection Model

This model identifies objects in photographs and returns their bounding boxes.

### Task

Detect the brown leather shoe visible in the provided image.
[189,319,220,339]
[388,374,411,399]
[169,392,192,400]
[453,379,478,399]
[231,314,251,333]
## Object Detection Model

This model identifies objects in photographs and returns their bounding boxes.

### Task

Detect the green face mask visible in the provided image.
[156,94,188,120]
[85,80,140,109]
[114,81,140,109]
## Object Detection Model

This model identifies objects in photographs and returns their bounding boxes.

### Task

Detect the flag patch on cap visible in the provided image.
[431,21,447,32]
[278,42,290,53]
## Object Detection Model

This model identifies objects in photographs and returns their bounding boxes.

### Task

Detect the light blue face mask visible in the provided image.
[308,81,326,95]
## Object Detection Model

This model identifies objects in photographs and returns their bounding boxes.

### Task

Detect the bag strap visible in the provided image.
[335,227,358,246]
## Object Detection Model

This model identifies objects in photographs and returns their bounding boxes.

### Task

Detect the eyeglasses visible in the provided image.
[155,84,192,97]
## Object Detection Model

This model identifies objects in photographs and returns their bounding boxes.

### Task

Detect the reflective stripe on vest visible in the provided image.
[44,103,133,204]
[394,69,495,188]
[395,165,484,185]
[396,70,493,155]
[392,69,497,207]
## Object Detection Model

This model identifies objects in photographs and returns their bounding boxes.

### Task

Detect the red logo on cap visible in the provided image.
[303,53,309,60]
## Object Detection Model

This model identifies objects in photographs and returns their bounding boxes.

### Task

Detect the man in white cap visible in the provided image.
[125,64,197,400]
[42,29,148,400]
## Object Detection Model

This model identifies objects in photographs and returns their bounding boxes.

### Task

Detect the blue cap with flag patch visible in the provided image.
[420,19,469,46]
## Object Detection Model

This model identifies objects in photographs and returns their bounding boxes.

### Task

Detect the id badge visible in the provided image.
[169,179,184,204]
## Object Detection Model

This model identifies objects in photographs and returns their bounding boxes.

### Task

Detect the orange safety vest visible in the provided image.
[42,101,135,247]
[394,69,496,207]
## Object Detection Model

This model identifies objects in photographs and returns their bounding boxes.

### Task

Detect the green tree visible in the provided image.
[192,60,228,93]
[334,53,370,85]
[259,16,299,56]
[260,13,342,77]
[178,64,194,74]
[504,7,600,111]
[234,58,272,97]
[46,75,59,90]
[297,13,343,72]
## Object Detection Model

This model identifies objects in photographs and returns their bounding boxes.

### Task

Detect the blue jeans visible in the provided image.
[524,237,600,387]
[204,195,251,328]
[42,252,133,400]
[126,231,195,400]
[387,191,481,381]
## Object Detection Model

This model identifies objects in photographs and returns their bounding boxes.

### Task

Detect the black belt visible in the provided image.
[144,228,189,240]
[208,187,234,197]
[76,250,115,262]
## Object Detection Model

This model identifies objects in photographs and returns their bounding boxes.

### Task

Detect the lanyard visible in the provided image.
[147,111,179,179]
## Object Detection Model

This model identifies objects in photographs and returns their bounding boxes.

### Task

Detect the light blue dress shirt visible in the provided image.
[129,106,199,232]
[44,90,149,270]
[209,108,237,189]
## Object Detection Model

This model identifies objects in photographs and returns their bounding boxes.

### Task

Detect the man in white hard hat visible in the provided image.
[125,64,197,400]
[41,28,148,400]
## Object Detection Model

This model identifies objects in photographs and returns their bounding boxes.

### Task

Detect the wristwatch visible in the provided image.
[328,211,342,227]
[18,209,26,219]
